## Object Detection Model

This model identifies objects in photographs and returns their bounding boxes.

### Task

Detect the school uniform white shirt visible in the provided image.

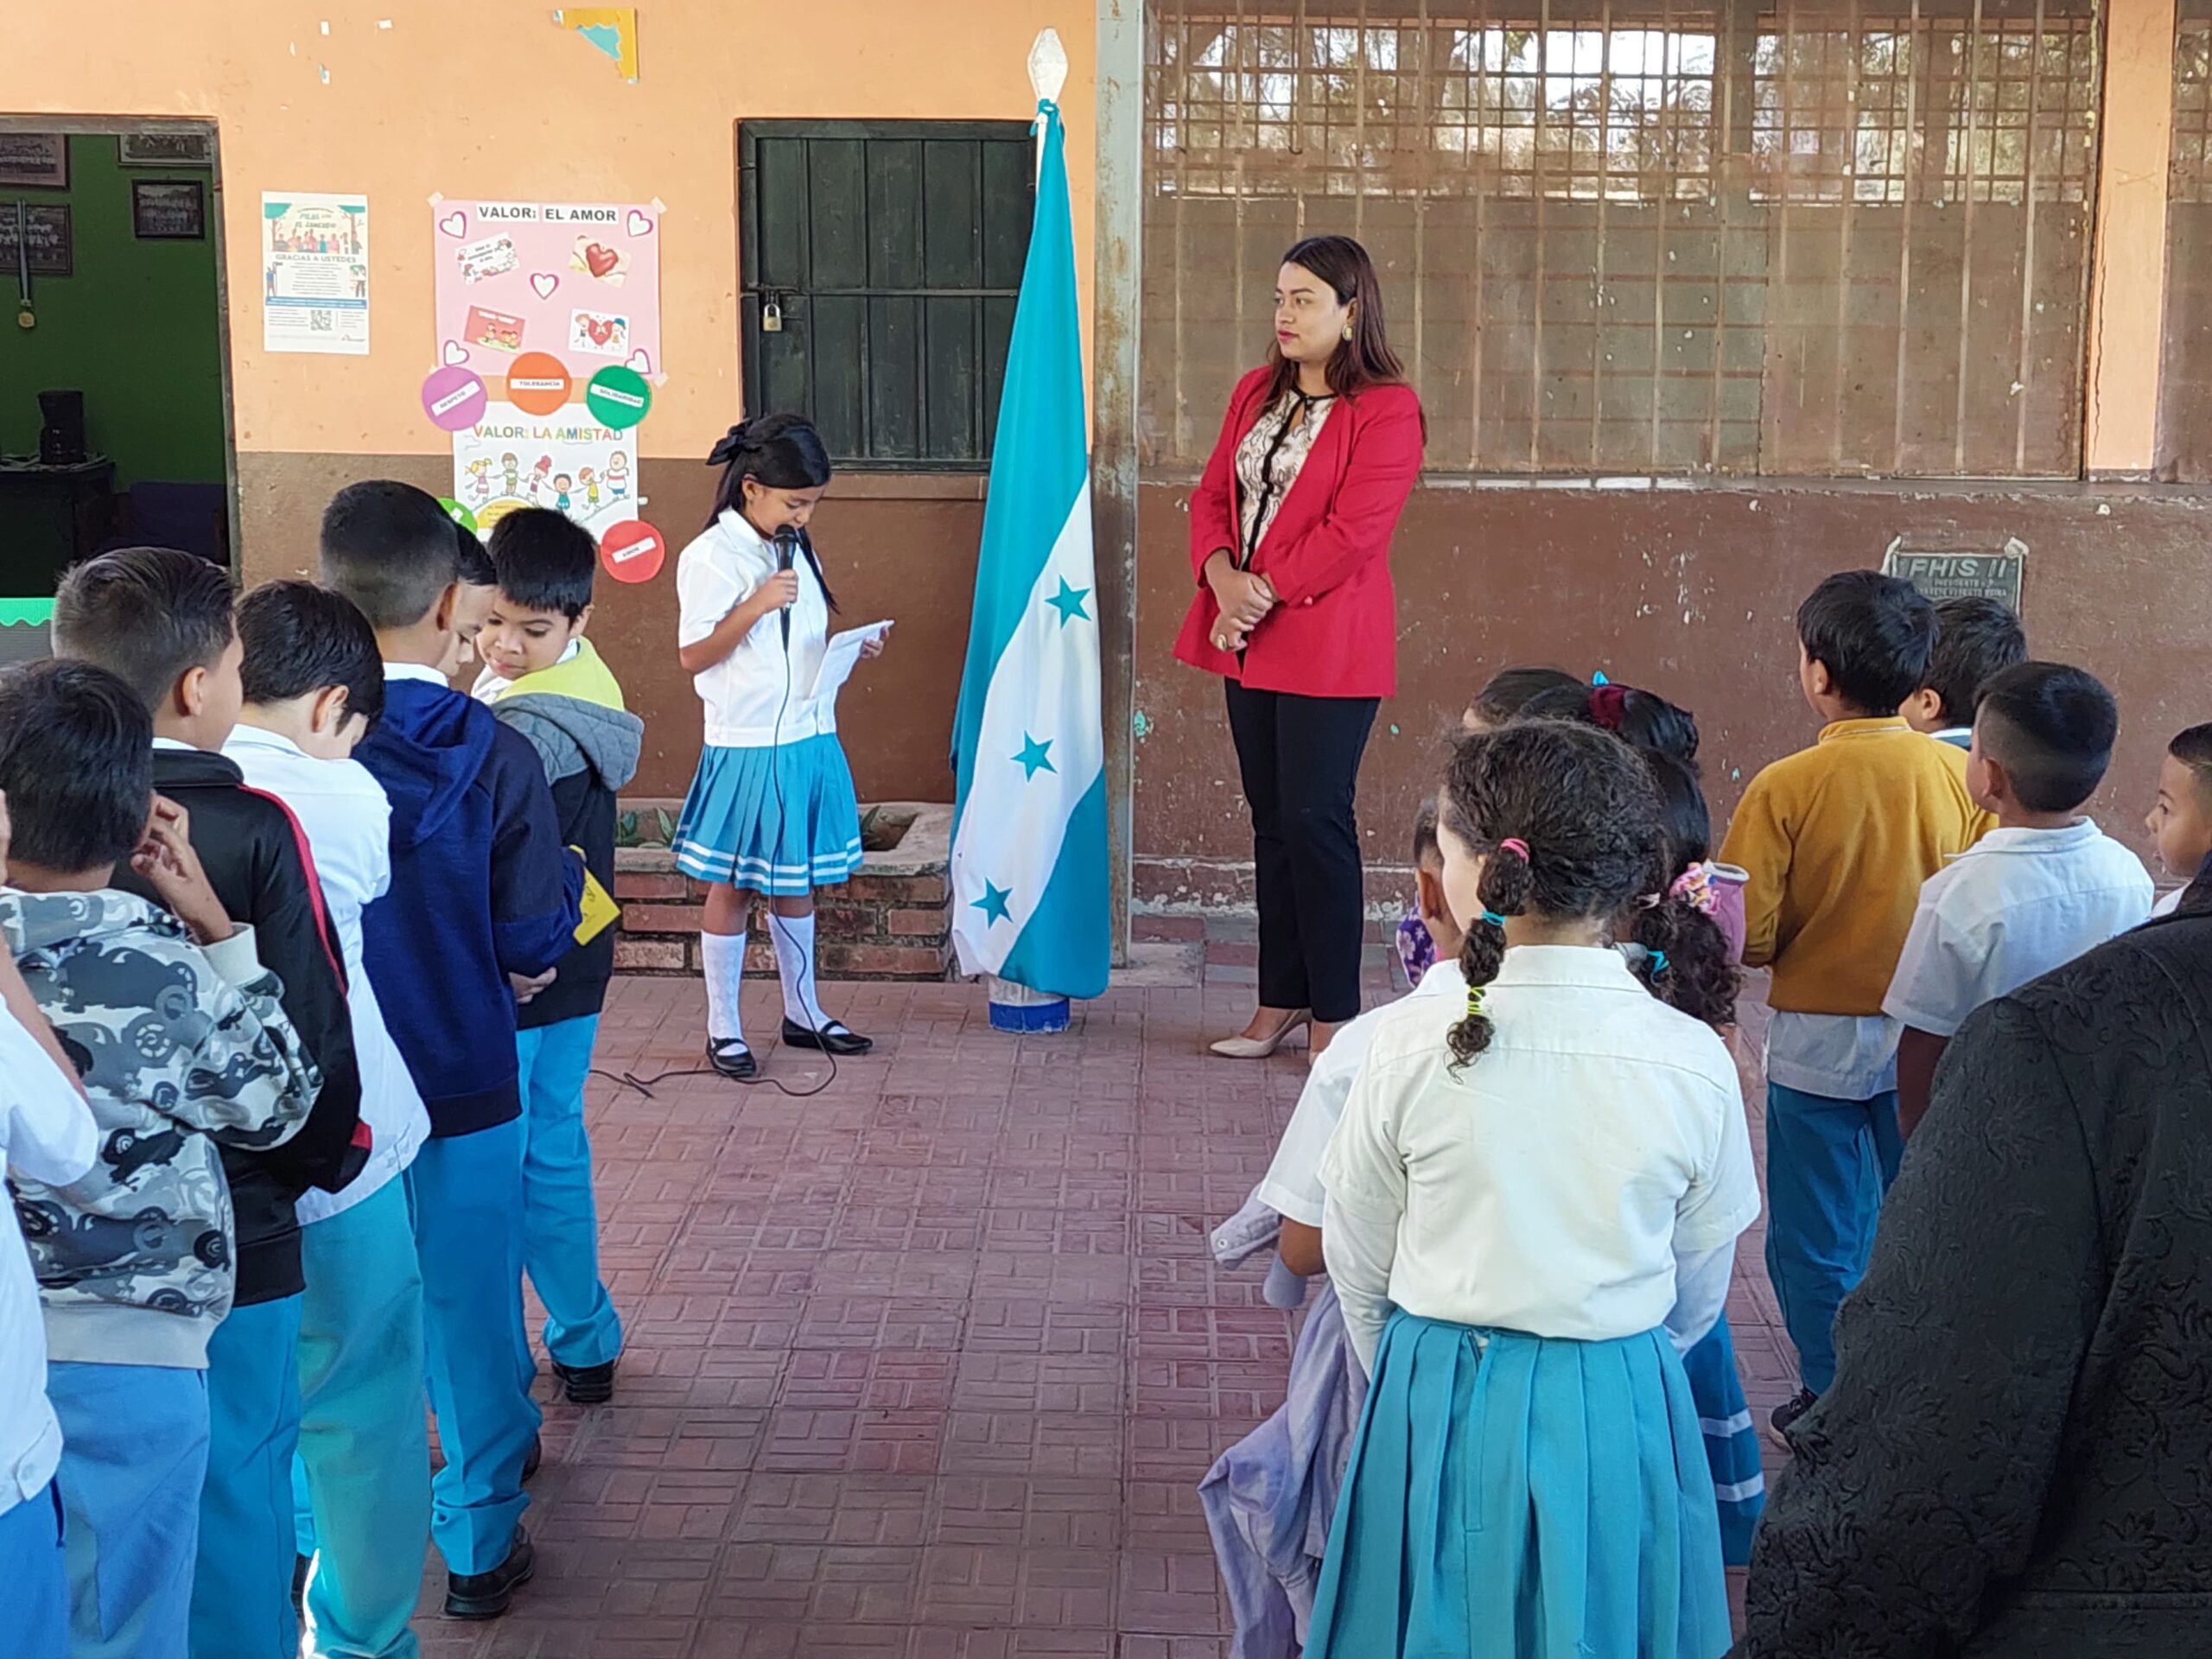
[1258,958,1465,1229]
[1320,945,1761,1372]
[675,509,835,747]
[1884,819,2154,1038]
[223,723,430,1224]
[2152,887,2183,918]
[0,1005,98,1510]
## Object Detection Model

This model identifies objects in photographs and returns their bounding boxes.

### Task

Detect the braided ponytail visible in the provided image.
[1446,843,1530,1065]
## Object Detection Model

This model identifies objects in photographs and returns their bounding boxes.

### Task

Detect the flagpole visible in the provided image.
[976,26,1083,1037]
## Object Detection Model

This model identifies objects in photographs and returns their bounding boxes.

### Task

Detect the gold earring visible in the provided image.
[1341,322,1353,341]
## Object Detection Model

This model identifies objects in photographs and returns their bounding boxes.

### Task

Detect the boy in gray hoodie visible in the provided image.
[473,510,641,1410]
[0,660,320,1659]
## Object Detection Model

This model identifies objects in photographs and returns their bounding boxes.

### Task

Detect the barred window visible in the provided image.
[2159,0,2212,480]
[1142,0,2101,479]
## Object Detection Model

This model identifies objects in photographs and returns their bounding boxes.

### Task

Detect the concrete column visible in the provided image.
[2086,0,2178,475]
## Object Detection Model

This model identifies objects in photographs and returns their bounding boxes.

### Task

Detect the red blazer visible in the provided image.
[1174,365,1424,700]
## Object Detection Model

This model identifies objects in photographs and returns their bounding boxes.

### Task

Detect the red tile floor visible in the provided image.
[408,926,1796,1656]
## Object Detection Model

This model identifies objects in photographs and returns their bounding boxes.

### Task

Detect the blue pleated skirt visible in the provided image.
[1306,1311,1732,1659]
[1681,1315,1766,1567]
[671,735,864,896]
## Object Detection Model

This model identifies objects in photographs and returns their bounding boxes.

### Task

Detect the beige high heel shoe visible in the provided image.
[1209,1008,1312,1059]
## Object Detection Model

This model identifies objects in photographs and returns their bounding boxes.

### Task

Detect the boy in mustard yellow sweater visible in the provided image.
[1719,571,1993,1438]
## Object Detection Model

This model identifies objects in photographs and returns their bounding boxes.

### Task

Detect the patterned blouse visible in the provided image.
[1234,391,1335,564]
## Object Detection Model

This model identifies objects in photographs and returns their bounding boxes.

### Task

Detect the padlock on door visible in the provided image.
[763,298,783,334]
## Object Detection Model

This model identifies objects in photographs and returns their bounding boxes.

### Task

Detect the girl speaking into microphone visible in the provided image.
[672,413,886,1079]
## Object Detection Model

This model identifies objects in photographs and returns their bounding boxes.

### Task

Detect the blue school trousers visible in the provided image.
[0,1482,70,1659]
[514,1014,623,1377]
[408,1118,539,1575]
[50,1361,210,1659]
[189,1294,304,1659]
[293,1178,429,1658]
[1763,1081,1904,1396]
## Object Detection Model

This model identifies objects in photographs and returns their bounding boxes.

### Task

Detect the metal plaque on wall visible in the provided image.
[1881,536,2025,613]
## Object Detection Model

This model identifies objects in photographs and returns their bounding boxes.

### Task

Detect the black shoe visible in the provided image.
[444,1525,536,1620]
[291,1552,310,1615]
[521,1432,543,1483]
[1770,1387,1819,1442]
[552,1357,617,1405]
[706,1038,758,1080]
[781,1017,874,1056]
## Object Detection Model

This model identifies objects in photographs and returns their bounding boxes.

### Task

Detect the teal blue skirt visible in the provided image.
[672,735,863,896]
[1306,1311,1732,1659]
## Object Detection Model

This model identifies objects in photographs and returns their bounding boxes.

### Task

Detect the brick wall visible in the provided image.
[611,802,955,982]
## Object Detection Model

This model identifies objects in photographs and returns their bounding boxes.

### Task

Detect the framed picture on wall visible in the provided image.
[132,180,206,240]
[0,135,67,189]
[0,205,73,276]
[118,130,215,168]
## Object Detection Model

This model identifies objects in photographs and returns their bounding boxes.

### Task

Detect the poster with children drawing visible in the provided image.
[452,404,639,539]
[430,196,663,392]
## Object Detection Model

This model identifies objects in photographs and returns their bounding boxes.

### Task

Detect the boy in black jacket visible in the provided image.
[473,509,640,1406]
[321,481,581,1619]
[53,547,366,1659]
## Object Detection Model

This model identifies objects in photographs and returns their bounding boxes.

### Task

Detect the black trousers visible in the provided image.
[1224,681,1379,1025]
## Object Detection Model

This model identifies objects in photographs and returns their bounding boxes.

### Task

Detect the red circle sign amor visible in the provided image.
[599,518,665,584]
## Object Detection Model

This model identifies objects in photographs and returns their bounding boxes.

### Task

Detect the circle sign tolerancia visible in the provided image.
[599,518,665,584]
[585,363,652,430]
[506,352,573,416]
[421,365,488,432]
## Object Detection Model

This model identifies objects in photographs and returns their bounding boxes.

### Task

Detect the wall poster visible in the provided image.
[262,191,370,355]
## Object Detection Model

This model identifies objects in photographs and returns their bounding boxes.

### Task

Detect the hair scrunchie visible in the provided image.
[706,422,754,468]
[1590,683,1629,732]
[1669,861,1719,914]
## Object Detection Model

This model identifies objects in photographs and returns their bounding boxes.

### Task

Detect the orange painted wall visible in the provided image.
[0,1,1096,463]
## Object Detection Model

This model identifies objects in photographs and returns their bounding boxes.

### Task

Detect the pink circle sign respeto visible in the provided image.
[421,365,489,432]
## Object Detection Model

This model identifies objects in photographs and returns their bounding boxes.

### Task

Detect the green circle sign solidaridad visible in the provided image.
[585,365,652,430]
[438,498,480,533]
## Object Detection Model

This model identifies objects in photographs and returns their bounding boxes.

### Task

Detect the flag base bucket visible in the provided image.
[986,976,1071,1034]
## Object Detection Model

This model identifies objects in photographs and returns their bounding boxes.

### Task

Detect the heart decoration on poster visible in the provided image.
[439,211,467,238]
[581,243,621,280]
[626,209,653,237]
[530,272,559,299]
[626,348,652,375]
[442,339,470,366]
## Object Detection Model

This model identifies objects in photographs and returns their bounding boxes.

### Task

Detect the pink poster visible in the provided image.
[429,197,663,395]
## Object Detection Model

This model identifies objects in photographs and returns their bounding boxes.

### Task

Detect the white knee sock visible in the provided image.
[769,913,831,1028]
[701,931,747,1046]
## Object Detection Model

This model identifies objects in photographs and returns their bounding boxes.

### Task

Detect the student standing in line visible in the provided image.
[672,414,883,1080]
[53,548,367,1659]
[2145,722,2212,918]
[0,660,321,1659]
[1309,721,1757,1659]
[226,581,433,1659]
[0,789,101,1659]
[474,510,641,1406]
[321,482,581,1620]
[1719,572,1992,1439]
[1897,594,2026,749]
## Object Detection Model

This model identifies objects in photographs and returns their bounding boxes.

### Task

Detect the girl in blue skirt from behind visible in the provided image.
[1311,721,1761,1659]
[673,415,884,1078]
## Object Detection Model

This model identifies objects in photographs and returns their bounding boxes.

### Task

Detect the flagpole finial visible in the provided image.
[1028,28,1069,104]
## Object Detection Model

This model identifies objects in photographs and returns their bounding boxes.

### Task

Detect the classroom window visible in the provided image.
[1142,0,2101,480]
[739,119,1037,471]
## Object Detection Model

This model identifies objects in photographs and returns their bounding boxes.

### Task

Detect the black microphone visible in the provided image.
[772,525,799,647]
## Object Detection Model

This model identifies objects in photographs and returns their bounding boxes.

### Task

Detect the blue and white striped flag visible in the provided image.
[948,99,1109,1001]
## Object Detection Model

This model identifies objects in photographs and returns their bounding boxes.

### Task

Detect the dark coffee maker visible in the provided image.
[37,390,86,465]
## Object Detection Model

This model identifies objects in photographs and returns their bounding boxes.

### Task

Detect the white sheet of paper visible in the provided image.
[809,620,893,703]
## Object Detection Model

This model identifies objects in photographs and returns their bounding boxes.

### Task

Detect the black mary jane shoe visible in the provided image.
[780,1017,874,1057]
[706,1038,759,1080]
[444,1525,536,1620]
[552,1357,617,1405]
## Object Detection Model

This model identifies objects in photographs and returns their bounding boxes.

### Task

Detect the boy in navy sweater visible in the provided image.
[321,481,581,1619]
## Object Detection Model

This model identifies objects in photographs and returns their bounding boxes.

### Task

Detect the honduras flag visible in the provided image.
[948,99,1109,1001]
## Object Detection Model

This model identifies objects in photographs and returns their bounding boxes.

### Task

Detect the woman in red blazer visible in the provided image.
[1174,235,1424,1058]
